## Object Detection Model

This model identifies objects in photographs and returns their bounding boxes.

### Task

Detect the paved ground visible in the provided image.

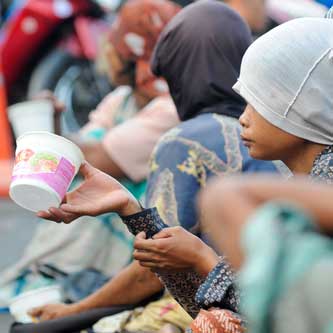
[0,199,37,332]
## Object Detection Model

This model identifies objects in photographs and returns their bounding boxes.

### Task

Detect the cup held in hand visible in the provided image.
[9,132,84,212]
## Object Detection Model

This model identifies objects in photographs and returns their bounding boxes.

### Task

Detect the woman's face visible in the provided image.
[103,43,135,86]
[239,104,305,161]
[245,0,267,33]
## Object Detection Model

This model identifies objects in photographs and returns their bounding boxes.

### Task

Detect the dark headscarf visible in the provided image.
[151,0,252,121]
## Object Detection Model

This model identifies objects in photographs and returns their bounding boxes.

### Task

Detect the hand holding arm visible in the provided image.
[133,228,219,276]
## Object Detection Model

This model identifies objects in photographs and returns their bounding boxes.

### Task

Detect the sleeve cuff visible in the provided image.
[195,257,240,312]
[121,207,169,238]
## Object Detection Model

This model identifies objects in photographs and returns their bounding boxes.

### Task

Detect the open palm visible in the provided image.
[37,162,141,223]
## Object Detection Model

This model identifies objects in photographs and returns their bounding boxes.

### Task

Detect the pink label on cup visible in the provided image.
[12,149,75,200]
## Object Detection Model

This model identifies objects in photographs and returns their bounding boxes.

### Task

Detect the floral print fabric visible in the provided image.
[191,309,245,333]
[310,145,333,184]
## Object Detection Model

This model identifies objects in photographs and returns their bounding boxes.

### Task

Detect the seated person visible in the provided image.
[32,0,277,324]
[135,14,333,333]
[199,176,333,333]
[0,0,180,315]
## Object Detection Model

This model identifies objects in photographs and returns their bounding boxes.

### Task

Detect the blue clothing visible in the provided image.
[146,113,277,236]
[239,203,333,333]
[124,113,278,317]
[317,0,333,8]
[326,5,333,18]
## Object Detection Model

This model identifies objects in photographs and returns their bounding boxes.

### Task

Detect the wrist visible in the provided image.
[71,301,90,314]
[118,196,143,217]
[194,242,219,277]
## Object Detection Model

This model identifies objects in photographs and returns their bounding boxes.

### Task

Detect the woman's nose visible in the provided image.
[239,111,248,128]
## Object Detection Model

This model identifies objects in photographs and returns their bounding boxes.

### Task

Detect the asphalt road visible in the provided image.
[0,200,37,332]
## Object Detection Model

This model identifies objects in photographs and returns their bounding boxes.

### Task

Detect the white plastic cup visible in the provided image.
[9,285,63,323]
[9,131,84,212]
[8,100,55,139]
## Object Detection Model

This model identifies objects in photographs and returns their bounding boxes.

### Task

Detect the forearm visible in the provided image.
[229,176,333,232]
[74,260,164,312]
[124,208,236,317]
[79,142,126,179]
[200,175,333,269]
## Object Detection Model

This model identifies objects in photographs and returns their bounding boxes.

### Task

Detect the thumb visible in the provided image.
[153,228,172,239]
[136,231,146,240]
[78,161,96,179]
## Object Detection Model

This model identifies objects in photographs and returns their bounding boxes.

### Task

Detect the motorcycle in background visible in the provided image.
[0,0,121,133]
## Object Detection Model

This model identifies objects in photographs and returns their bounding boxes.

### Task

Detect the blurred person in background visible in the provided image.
[199,176,333,333]
[0,0,180,318]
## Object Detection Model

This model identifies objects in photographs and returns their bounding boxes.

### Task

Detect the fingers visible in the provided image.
[134,236,161,252]
[59,203,86,216]
[133,249,160,262]
[37,208,77,224]
[138,260,163,269]
[152,228,173,240]
[28,306,43,317]
[136,231,146,240]
[49,207,77,224]
[37,210,62,223]
[32,90,65,113]
[78,161,95,178]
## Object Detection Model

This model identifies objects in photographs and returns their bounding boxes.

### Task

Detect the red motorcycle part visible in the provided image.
[0,0,92,89]
[57,17,109,60]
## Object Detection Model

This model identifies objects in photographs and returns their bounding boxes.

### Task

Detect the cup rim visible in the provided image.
[16,131,84,163]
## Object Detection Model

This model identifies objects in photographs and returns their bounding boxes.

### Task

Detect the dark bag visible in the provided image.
[9,290,164,333]
[9,306,135,333]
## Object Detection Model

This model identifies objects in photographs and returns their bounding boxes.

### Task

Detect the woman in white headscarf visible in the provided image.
[235,17,333,181]
[195,16,333,333]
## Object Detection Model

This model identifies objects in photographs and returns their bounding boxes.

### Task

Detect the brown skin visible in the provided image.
[75,142,126,179]
[29,260,163,321]
[29,42,159,322]
[31,163,165,321]
[36,161,142,223]
[131,103,329,277]
[103,43,151,109]
[27,2,271,319]
[199,176,333,270]
[133,229,219,277]
[239,104,326,173]
[226,0,267,33]
[132,103,326,280]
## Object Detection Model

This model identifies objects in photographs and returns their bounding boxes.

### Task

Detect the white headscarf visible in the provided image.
[234,18,333,145]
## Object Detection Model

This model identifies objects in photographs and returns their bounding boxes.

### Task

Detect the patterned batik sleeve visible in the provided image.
[122,208,207,317]
[195,258,240,313]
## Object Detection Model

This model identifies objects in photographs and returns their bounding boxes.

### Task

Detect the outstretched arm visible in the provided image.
[29,260,163,321]
[199,175,333,269]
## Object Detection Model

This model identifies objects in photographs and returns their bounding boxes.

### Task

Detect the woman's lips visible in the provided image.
[241,135,253,147]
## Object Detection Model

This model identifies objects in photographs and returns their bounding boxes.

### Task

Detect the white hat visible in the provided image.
[233,18,333,145]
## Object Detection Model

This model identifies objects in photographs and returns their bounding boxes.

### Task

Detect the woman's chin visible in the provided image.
[248,148,271,161]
